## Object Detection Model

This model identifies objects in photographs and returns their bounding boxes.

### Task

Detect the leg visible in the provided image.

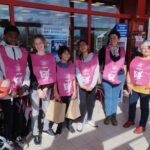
[102,80,113,116]
[41,88,51,131]
[78,88,87,123]
[42,88,55,136]
[31,90,40,136]
[139,94,150,127]
[111,73,125,116]
[87,87,96,121]
[1,100,13,141]
[128,91,139,122]
[62,96,75,133]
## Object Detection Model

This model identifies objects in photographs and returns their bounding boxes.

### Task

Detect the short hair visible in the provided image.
[58,46,70,57]
[108,30,120,39]
[4,25,20,35]
[78,39,88,46]
[140,40,150,49]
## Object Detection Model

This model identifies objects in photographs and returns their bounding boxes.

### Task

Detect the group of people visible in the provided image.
[0,25,149,149]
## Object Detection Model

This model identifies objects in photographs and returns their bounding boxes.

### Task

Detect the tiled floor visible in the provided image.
[24,94,150,150]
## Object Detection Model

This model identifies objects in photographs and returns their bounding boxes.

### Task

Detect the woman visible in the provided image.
[123,40,150,134]
[29,35,56,145]
[99,30,126,126]
[76,40,99,132]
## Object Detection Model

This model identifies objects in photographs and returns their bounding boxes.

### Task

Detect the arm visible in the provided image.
[0,55,5,80]
[126,72,133,94]
[53,83,61,101]
[71,79,77,100]
[90,61,100,88]
[98,46,105,71]
[76,67,85,88]
[28,54,39,89]
[22,63,30,88]
[124,65,127,76]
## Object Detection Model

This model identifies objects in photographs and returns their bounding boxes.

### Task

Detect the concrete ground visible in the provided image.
[23,93,150,150]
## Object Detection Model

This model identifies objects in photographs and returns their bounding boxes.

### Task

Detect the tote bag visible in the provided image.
[46,100,66,123]
[66,99,81,120]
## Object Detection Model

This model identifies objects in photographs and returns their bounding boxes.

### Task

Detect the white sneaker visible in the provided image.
[0,136,14,150]
[86,120,98,127]
[77,123,83,132]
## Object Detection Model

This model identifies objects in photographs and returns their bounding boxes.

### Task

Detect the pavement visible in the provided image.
[23,93,150,150]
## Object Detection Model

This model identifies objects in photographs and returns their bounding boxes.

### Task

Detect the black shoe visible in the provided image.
[34,135,41,145]
[104,116,111,125]
[55,128,62,135]
[67,126,75,133]
[43,129,55,136]
[111,116,118,126]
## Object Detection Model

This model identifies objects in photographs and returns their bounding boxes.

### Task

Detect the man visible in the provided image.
[0,25,30,148]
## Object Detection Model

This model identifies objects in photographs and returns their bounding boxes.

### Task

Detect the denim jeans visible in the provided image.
[102,72,125,116]
[128,90,150,127]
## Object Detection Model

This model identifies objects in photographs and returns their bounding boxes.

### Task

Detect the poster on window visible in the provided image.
[51,39,68,62]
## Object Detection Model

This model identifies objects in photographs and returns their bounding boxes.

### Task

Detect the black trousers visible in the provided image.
[0,95,28,141]
[78,87,96,123]
[128,90,150,127]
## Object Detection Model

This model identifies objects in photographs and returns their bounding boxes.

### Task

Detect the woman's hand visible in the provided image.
[54,92,61,101]
[37,88,45,99]
[43,87,48,98]
[71,92,76,100]
[86,86,93,91]
[127,84,133,94]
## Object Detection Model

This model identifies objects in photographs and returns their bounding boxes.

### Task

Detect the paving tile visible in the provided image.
[24,94,150,150]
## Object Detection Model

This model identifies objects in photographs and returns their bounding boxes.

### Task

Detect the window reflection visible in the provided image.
[15,7,70,26]
[91,16,116,52]
[92,0,119,13]
[0,4,9,20]
[18,0,88,9]
[0,4,9,41]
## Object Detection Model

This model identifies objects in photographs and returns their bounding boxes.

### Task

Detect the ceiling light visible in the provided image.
[56,13,65,16]
[39,11,48,15]
[69,15,77,17]
[71,0,85,3]
[92,2,104,6]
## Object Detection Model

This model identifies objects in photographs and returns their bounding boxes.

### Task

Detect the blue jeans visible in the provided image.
[128,90,150,127]
[102,72,125,116]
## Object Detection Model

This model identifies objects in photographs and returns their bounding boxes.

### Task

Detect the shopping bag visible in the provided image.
[46,100,66,123]
[66,99,81,120]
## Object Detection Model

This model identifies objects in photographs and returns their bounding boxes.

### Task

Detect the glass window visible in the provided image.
[70,0,88,9]
[0,4,9,20]
[92,1,119,13]
[0,4,10,41]
[15,7,70,26]
[91,15,116,52]
[71,13,88,60]
[14,6,88,62]
[15,7,70,55]
[18,0,88,9]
